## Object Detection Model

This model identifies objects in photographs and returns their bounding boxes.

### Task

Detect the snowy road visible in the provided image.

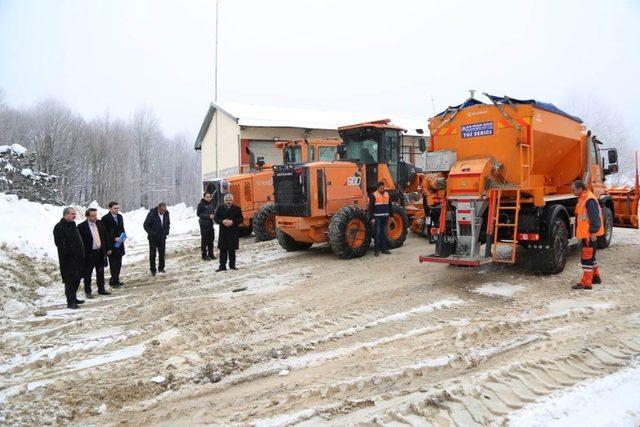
[1,223,640,425]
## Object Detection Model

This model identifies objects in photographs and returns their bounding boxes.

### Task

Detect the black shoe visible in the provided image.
[382,250,391,255]
[159,269,165,273]
[117,281,125,287]
[111,283,121,288]
[202,256,212,261]
[593,275,602,285]
[67,303,80,309]
[151,270,156,276]
[571,284,592,290]
[210,255,217,260]
[374,251,379,257]
[98,291,111,295]
[215,267,227,272]
[230,266,238,270]
[85,294,94,299]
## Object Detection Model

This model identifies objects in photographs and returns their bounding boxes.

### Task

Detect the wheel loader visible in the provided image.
[418,93,639,273]
[273,119,423,258]
[203,138,340,241]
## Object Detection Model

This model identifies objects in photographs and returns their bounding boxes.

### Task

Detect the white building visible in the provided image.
[194,102,429,182]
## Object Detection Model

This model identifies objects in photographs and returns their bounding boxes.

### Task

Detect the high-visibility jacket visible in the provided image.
[575,190,604,239]
[369,190,391,217]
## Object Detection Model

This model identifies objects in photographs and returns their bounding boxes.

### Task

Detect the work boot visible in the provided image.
[98,290,111,295]
[85,294,94,299]
[151,270,156,277]
[382,250,391,255]
[67,303,80,309]
[572,284,592,290]
[202,256,212,261]
[374,251,380,257]
[215,267,226,272]
[593,266,602,284]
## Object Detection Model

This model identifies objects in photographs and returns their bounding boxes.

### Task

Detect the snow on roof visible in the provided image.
[195,101,429,149]
[218,101,428,136]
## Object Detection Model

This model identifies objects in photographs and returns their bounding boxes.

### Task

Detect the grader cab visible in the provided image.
[273,119,419,258]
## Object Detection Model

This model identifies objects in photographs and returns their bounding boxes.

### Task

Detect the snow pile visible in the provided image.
[473,282,525,298]
[507,359,640,426]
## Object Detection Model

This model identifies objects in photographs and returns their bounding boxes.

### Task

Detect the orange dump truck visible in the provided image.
[419,93,638,273]
[204,138,340,241]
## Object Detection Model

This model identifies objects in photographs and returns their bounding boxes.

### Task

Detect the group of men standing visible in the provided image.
[197,192,244,271]
[53,202,126,309]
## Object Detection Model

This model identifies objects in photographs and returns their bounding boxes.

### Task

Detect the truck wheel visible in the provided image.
[253,204,277,242]
[328,206,372,259]
[387,204,409,249]
[534,218,568,274]
[238,225,253,237]
[276,229,312,251]
[596,206,613,249]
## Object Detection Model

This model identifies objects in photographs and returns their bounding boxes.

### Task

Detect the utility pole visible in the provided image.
[214,0,220,177]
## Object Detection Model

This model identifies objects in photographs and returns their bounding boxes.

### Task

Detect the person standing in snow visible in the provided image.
[197,192,216,261]
[53,207,85,309]
[369,181,392,257]
[144,202,170,276]
[101,201,126,288]
[214,193,243,272]
[78,208,111,298]
[571,180,605,290]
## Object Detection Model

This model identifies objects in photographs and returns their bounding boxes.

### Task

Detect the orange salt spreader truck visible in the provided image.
[418,93,639,273]
[273,119,424,258]
[204,138,340,241]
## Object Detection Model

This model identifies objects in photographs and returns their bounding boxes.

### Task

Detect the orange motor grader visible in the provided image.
[418,93,639,273]
[203,138,340,241]
[273,119,423,258]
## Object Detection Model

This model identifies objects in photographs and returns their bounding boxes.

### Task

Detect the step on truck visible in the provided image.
[203,138,340,241]
[419,93,639,273]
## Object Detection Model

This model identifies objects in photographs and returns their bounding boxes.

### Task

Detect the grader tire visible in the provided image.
[253,204,277,242]
[328,206,372,259]
[276,229,312,251]
[387,204,409,249]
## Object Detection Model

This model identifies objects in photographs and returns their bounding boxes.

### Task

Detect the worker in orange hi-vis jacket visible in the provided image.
[571,180,605,290]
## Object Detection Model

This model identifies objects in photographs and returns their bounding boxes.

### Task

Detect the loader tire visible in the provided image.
[596,206,613,249]
[387,204,409,249]
[328,206,372,259]
[533,218,568,274]
[253,204,277,242]
[276,229,312,251]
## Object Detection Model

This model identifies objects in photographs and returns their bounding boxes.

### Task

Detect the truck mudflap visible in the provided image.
[419,255,493,267]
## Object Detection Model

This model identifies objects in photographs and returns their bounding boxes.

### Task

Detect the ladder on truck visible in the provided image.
[492,189,521,264]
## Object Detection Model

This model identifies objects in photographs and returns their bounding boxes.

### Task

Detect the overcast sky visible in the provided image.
[1,0,639,142]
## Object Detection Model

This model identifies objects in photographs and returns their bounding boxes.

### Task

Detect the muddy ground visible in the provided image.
[1,228,639,426]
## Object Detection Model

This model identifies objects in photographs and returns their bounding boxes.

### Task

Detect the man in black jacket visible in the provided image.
[78,208,111,298]
[214,194,244,272]
[101,201,126,288]
[197,192,216,261]
[53,207,85,309]
[144,202,170,276]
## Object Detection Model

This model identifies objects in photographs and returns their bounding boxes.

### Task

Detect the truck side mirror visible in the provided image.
[608,149,618,164]
[418,138,427,153]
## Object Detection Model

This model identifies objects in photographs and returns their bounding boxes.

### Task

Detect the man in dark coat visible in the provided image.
[101,201,126,288]
[143,202,170,276]
[53,207,85,309]
[197,192,216,261]
[214,193,244,271]
[78,208,111,298]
